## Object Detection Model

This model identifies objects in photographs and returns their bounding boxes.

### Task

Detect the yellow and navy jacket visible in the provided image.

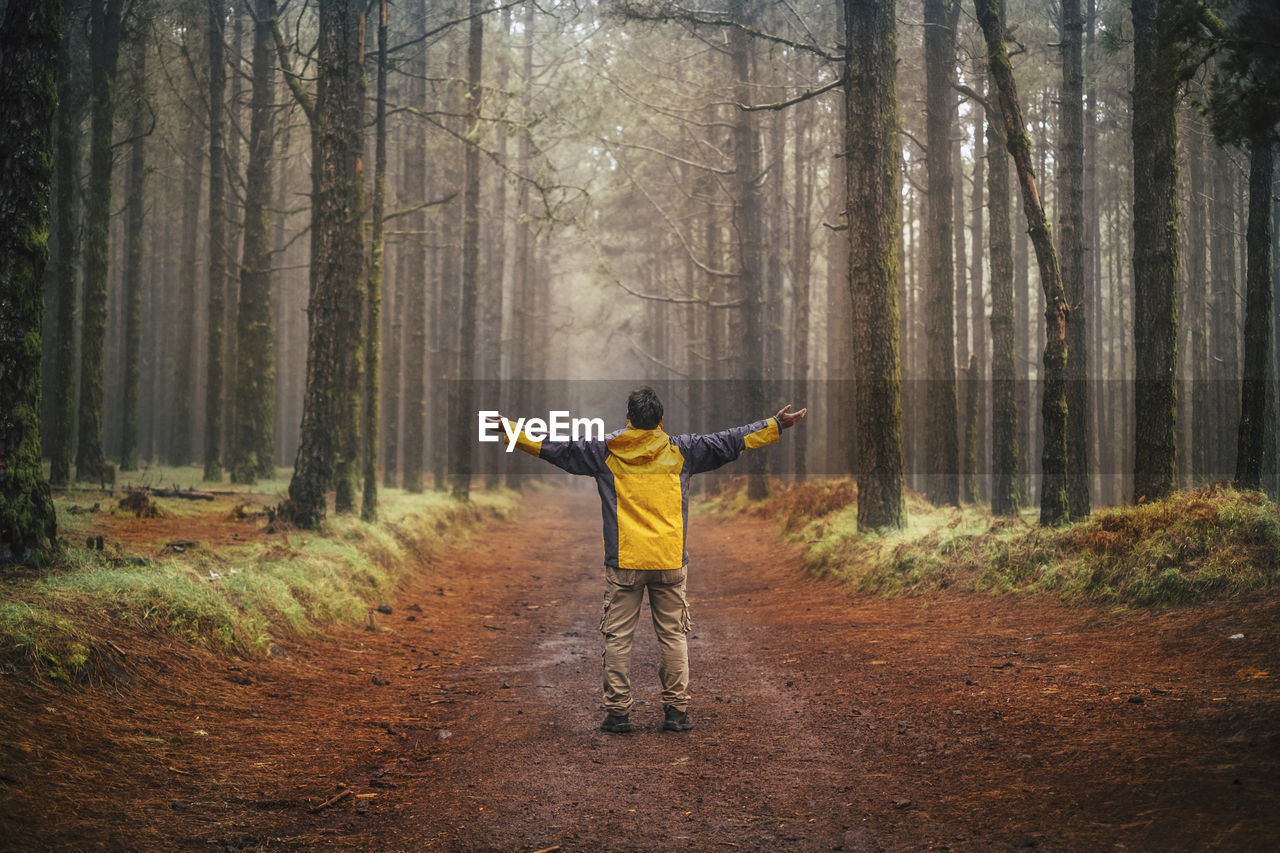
[506,417,781,571]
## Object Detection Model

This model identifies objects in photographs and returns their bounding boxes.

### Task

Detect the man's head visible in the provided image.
[626,386,664,430]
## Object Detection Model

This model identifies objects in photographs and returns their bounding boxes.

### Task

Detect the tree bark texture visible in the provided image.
[230,0,277,486]
[119,29,147,471]
[283,0,366,528]
[967,74,988,503]
[845,0,906,530]
[791,111,812,482]
[451,0,483,501]
[204,0,227,482]
[729,0,769,501]
[74,0,123,482]
[332,7,367,516]
[986,71,1021,516]
[1059,0,1090,518]
[1130,0,1180,503]
[923,0,960,506]
[400,0,428,493]
[976,0,1071,525]
[0,0,61,562]
[363,0,388,519]
[47,0,84,487]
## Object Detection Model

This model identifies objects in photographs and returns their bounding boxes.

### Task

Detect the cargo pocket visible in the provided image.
[599,586,615,636]
[678,587,692,634]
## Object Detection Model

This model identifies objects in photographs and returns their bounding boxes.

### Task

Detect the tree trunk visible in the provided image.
[435,45,461,494]
[1235,141,1274,489]
[363,0,388,520]
[75,0,123,482]
[729,0,769,500]
[1130,0,1180,503]
[230,0,277,486]
[846,0,906,530]
[976,0,1070,524]
[1187,117,1209,482]
[1059,0,1090,517]
[1085,0,1104,499]
[204,0,227,482]
[792,110,812,482]
[1211,146,1239,480]
[171,113,204,466]
[510,0,535,481]
[451,0,483,501]
[47,0,85,487]
[332,7,367,516]
[923,0,960,506]
[987,66,1020,516]
[400,0,428,493]
[826,130,855,478]
[119,28,147,472]
[484,6,512,490]
[0,0,61,562]
[282,0,366,528]
[967,74,988,503]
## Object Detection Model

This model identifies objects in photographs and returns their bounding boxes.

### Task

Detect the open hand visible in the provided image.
[775,404,808,429]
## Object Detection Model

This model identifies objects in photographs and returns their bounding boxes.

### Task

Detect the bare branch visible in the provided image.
[954,82,993,115]
[737,76,843,112]
[599,136,734,175]
[618,2,842,62]
[382,192,458,222]
[388,0,527,56]
[271,12,314,123]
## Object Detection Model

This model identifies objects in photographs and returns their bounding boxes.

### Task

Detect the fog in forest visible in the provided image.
[22,0,1280,528]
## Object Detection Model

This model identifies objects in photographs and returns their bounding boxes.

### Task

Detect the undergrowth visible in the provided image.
[708,478,1280,607]
[0,472,518,683]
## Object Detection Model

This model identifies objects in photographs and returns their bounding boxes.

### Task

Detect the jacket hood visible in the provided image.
[607,424,673,465]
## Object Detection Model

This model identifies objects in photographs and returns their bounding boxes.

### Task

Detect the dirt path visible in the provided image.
[3,490,1279,851]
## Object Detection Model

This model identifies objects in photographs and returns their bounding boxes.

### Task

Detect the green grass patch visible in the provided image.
[708,479,1280,606]
[0,481,519,683]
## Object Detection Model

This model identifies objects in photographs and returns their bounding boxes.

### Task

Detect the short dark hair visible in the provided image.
[627,386,664,429]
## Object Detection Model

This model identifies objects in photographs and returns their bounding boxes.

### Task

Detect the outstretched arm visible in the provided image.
[677,404,808,475]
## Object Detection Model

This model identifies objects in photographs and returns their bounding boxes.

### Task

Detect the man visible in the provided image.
[490,387,807,733]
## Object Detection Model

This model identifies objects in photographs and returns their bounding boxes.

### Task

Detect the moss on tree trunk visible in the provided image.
[282,0,366,529]
[0,0,61,563]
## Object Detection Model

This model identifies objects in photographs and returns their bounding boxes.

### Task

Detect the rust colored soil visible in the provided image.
[2,490,1278,851]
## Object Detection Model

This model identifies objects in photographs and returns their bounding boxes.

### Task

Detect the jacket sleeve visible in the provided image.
[503,418,607,476]
[675,417,780,475]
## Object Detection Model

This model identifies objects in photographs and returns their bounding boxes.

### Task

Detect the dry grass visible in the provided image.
[708,479,1280,606]
[0,480,519,683]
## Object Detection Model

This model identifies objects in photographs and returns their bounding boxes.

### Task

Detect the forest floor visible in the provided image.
[2,488,1278,851]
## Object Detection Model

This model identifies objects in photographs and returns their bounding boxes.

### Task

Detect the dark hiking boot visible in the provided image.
[600,713,631,733]
[663,706,693,732]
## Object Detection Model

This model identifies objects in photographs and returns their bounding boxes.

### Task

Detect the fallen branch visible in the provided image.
[148,487,216,501]
[310,788,353,813]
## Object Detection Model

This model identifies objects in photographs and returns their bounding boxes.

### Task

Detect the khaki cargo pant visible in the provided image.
[599,565,691,715]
